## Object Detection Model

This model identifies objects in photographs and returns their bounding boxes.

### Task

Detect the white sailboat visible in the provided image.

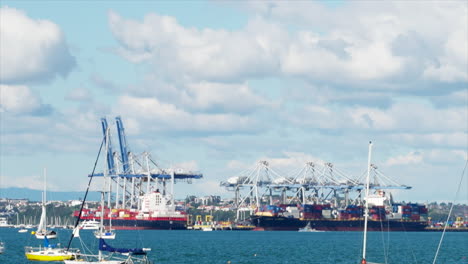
[34,168,57,240]
[79,219,100,230]
[25,169,81,261]
[94,192,116,239]
[18,214,28,233]
[360,142,383,264]
[94,127,116,240]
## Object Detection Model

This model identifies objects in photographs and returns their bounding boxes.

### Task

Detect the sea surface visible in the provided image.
[0,227,466,264]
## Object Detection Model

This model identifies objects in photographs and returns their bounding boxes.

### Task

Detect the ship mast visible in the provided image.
[362,141,372,264]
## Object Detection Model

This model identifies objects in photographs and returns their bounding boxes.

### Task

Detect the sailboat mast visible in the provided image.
[44,168,47,231]
[100,192,104,233]
[362,141,372,262]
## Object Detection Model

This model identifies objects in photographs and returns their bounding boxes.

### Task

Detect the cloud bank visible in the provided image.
[0,6,76,84]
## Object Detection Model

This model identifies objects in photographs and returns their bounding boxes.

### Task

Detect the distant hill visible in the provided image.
[0,187,100,202]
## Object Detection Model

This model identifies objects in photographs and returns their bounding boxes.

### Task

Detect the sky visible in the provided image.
[0,1,467,203]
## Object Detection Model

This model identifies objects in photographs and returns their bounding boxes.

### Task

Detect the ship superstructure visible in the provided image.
[76,117,202,230]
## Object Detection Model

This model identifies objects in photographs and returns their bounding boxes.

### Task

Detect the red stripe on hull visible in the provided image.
[109,226,154,230]
[80,216,187,221]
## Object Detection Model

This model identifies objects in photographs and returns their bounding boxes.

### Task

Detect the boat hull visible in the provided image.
[25,251,75,261]
[35,229,58,239]
[64,261,122,264]
[251,215,428,231]
[78,218,187,230]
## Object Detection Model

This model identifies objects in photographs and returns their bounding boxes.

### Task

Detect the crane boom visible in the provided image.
[101,118,116,175]
[115,116,130,173]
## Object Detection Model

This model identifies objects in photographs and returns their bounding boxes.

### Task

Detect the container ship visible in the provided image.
[251,191,428,231]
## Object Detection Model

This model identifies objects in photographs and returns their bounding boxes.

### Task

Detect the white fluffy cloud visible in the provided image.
[182,81,271,114]
[109,11,283,82]
[248,1,467,82]
[108,2,467,85]
[0,6,75,84]
[113,95,261,133]
[385,149,466,166]
[290,100,466,134]
[385,151,423,166]
[0,84,42,113]
[65,87,92,101]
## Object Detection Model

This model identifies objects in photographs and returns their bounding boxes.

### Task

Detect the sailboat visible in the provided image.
[94,192,116,239]
[64,238,152,264]
[18,214,28,233]
[94,126,116,240]
[25,236,79,261]
[24,169,79,261]
[35,168,57,239]
[360,142,383,264]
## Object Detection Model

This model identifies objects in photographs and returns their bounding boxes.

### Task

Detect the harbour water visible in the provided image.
[0,228,466,264]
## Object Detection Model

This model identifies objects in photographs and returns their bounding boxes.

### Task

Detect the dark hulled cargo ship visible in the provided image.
[251,215,428,231]
[251,192,429,231]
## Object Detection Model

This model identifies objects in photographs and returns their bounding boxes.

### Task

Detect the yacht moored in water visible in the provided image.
[0,217,12,228]
[79,219,100,230]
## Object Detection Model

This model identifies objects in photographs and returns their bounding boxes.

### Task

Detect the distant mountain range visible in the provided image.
[0,187,101,202]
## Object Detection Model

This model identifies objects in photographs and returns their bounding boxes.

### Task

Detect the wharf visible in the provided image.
[425,226,468,232]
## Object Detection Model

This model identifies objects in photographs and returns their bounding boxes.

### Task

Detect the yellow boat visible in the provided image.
[25,247,76,261]
[25,234,79,261]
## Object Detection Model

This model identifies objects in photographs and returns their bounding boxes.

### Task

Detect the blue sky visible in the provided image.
[0,1,467,203]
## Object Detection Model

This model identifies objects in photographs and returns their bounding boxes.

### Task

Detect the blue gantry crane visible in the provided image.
[92,116,202,210]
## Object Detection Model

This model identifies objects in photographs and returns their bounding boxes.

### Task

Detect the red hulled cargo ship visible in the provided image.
[76,191,188,230]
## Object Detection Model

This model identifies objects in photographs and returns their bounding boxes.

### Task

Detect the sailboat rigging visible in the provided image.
[94,192,116,239]
[25,235,79,261]
[94,130,116,240]
[64,128,152,264]
[25,168,79,261]
[432,159,468,264]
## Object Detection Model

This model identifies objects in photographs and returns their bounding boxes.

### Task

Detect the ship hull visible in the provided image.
[78,217,187,230]
[251,215,428,231]
[107,219,187,230]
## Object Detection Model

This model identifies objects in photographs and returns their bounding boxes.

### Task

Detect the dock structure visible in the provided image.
[220,159,411,221]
